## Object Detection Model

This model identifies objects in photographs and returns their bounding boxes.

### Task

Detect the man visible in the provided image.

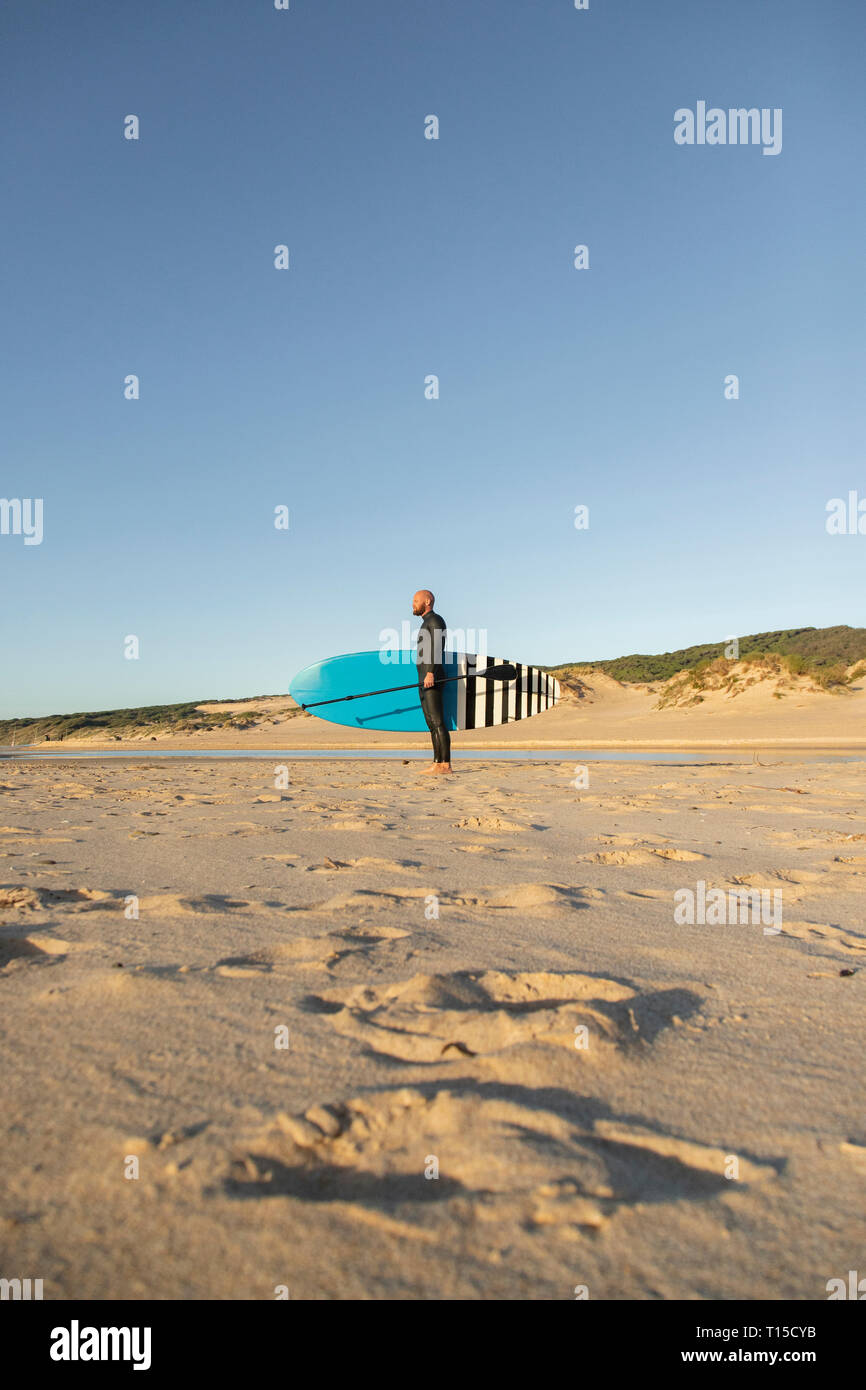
[412,589,452,775]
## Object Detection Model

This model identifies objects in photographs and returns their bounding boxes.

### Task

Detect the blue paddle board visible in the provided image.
[290,651,561,733]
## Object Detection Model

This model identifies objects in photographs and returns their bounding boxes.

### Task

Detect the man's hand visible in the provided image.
[423,672,435,689]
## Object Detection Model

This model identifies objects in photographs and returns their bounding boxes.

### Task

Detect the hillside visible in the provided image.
[0,696,303,746]
[650,653,865,708]
[551,625,866,684]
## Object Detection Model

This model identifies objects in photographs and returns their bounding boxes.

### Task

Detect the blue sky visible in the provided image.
[2,0,863,717]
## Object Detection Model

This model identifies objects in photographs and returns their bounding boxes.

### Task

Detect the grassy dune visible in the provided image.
[0,699,303,746]
[553,624,866,683]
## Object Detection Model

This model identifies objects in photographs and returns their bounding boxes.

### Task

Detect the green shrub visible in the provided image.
[551,626,866,684]
[784,653,809,676]
[813,664,849,689]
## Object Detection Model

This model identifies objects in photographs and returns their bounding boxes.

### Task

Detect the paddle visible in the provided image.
[299,663,518,711]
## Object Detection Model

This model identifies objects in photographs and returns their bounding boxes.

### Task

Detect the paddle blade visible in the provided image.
[477,663,517,681]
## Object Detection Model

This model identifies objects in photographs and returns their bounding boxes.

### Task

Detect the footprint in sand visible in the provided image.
[136,893,255,916]
[583,848,708,866]
[296,882,597,916]
[296,803,395,832]
[453,843,532,856]
[451,882,599,910]
[214,924,410,977]
[727,868,862,900]
[210,820,285,840]
[303,857,423,875]
[778,921,866,953]
[0,885,118,913]
[329,819,395,832]
[452,816,535,833]
[226,1087,778,1232]
[615,888,671,901]
[0,931,91,971]
[305,967,696,1062]
[593,833,672,847]
[293,887,430,914]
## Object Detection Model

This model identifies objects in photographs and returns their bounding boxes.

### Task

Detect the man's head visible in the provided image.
[412,589,435,616]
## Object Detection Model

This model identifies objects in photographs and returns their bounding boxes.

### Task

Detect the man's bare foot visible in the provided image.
[434,762,452,775]
[417,763,439,775]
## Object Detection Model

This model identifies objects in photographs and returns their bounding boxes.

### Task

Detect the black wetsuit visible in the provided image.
[417,610,451,763]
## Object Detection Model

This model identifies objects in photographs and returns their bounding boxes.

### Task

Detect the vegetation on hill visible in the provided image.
[0,701,302,745]
[550,626,866,684]
[654,653,863,709]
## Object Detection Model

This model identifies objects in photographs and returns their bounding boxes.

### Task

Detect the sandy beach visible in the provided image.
[2,753,864,1299]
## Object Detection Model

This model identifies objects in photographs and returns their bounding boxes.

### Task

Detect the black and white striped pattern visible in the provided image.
[454,654,560,731]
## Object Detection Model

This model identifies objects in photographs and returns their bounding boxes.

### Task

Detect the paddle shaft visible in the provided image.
[299,664,517,711]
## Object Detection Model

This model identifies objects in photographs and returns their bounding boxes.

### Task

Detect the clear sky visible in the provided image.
[2,0,864,717]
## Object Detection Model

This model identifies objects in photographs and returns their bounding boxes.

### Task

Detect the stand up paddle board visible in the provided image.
[290,651,560,733]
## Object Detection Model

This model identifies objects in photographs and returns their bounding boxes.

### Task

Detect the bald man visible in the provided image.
[412,589,452,775]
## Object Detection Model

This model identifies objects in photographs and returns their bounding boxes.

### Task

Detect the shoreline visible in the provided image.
[7,737,866,755]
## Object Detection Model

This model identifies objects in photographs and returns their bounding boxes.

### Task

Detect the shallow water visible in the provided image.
[2,748,863,764]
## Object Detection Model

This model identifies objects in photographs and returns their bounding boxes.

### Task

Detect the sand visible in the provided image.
[19,667,866,751]
[1,754,864,1300]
